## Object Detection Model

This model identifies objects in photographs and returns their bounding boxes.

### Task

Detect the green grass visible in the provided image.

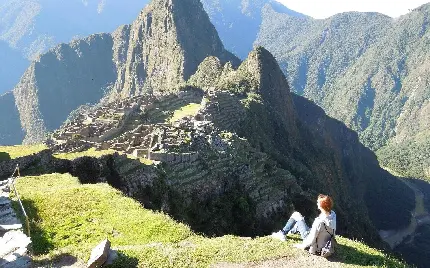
[168,103,201,123]
[13,173,191,263]
[0,144,47,160]
[53,148,117,160]
[54,147,154,165]
[13,173,408,267]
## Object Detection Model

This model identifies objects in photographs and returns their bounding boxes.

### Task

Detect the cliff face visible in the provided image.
[215,47,414,244]
[14,34,117,144]
[0,92,24,145]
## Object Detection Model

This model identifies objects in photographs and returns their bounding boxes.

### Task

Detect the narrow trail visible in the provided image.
[379,177,430,249]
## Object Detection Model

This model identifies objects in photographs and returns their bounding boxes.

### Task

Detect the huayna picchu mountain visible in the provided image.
[12,0,239,145]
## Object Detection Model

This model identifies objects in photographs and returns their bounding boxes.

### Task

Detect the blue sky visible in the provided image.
[277,0,429,19]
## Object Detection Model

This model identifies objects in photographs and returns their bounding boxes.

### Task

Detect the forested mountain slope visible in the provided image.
[256,3,430,179]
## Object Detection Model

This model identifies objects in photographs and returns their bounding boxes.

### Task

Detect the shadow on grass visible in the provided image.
[0,151,10,161]
[11,198,54,255]
[329,243,403,267]
[108,251,139,268]
[34,253,81,267]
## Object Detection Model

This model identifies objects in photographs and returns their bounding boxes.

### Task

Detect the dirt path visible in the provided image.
[213,254,343,268]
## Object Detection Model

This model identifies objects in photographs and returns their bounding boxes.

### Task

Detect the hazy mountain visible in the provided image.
[256,3,430,180]
[0,0,148,94]
[0,0,305,95]
[0,92,24,145]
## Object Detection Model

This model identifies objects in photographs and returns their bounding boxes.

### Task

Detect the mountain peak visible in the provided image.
[114,0,240,98]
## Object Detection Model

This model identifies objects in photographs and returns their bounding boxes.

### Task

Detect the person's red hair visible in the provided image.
[318,194,333,212]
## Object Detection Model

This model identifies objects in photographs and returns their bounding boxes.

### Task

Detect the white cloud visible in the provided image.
[97,0,106,14]
[277,0,430,19]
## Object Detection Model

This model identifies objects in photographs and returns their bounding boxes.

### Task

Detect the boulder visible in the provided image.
[87,239,111,268]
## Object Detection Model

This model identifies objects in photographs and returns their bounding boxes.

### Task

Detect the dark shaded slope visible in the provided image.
[0,92,24,145]
[14,34,117,144]
[189,47,414,246]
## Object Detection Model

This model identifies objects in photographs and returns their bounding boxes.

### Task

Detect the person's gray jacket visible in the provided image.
[302,211,336,254]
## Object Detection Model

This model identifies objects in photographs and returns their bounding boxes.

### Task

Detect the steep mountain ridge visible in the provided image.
[256,3,430,180]
[14,33,118,144]
[0,0,148,94]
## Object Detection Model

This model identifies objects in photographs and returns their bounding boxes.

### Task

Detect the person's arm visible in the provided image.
[294,219,321,249]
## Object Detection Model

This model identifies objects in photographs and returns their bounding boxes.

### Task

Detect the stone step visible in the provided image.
[0,246,31,268]
[0,231,31,258]
[0,215,20,226]
[0,207,14,218]
[0,197,11,206]
[0,184,10,192]
[0,224,22,232]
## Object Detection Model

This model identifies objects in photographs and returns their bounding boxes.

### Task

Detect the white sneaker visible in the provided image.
[271,230,286,241]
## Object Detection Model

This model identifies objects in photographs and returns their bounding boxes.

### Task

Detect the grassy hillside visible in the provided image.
[0,144,47,160]
[11,172,408,267]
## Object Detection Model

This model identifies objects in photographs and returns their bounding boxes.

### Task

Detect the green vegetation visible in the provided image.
[13,173,407,267]
[0,144,47,160]
[53,148,116,160]
[168,103,201,123]
[377,133,430,181]
[13,173,192,262]
[256,3,430,179]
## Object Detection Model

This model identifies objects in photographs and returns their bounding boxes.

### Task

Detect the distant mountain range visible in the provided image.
[256,3,430,180]
[1,0,429,180]
[0,0,302,95]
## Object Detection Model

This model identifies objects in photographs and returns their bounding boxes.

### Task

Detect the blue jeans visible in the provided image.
[282,215,310,239]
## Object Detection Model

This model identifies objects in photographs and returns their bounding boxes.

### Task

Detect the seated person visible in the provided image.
[271,194,336,254]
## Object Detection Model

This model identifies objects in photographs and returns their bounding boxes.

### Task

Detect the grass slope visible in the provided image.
[12,173,408,267]
[0,144,47,160]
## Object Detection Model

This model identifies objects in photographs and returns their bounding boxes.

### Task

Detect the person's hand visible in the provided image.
[293,243,306,249]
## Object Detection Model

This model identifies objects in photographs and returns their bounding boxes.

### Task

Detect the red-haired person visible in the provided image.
[272,194,336,254]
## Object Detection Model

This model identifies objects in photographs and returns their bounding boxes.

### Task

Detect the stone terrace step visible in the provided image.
[0,207,14,218]
[0,215,20,226]
[0,180,32,268]
[0,230,31,257]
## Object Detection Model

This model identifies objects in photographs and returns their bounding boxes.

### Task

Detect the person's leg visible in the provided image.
[281,218,296,235]
[272,211,305,241]
[294,219,310,239]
